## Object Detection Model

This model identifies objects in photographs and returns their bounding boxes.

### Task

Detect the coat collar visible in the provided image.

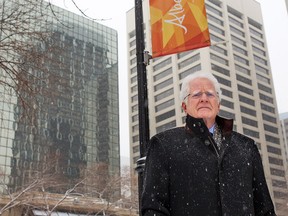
[185,114,233,137]
[185,114,234,159]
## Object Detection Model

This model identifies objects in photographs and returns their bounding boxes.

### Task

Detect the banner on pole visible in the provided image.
[149,0,210,58]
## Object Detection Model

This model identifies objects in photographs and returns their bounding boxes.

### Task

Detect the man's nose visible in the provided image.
[199,92,209,101]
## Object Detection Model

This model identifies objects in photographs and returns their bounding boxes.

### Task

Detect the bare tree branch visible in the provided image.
[70,0,111,21]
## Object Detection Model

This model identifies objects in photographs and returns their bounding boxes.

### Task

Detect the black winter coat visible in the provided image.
[141,115,276,216]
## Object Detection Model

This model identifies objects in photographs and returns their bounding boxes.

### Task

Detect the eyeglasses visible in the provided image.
[184,91,217,100]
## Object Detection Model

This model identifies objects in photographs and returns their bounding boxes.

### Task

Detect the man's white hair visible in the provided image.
[180,71,222,102]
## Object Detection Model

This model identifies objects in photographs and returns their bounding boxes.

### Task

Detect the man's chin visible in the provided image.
[197,111,211,118]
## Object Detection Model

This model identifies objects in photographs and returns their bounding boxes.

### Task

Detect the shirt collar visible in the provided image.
[209,123,216,134]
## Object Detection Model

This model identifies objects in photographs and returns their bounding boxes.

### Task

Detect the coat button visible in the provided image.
[205,139,210,146]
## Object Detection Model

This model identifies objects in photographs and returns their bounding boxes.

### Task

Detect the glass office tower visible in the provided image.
[0,0,120,198]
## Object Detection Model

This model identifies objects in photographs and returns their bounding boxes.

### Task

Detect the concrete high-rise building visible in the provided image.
[280,113,288,165]
[126,0,288,214]
[0,0,120,198]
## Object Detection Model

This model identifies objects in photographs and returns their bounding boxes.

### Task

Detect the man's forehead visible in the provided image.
[190,78,215,89]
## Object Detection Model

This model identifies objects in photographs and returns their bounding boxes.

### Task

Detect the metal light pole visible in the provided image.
[134,0,151,215]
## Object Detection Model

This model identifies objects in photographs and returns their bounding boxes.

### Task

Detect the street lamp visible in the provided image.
[134,0,151,215]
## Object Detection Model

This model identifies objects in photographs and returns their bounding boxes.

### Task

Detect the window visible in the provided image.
[239,95,255,106]
[248,18,262,30]
[130,66,137,74]
[210,34,225,43]
[230,26,245,37]
[214,75,231,86]
[234,54,249,65]
[129,39,136,47]
[130,57,136,65]
[211,54,229,66]
[251,37,264,47]
[132,124,139,133]
[177,50,195,59]
[250,28,263,38]
[231,35,246,46]
[264,124,278,134]
[254,55,267,65]
[132,135,139,143]
[262,114,276,123]
[240,106,256,116]
[267,146,281,155]
[272,179,287,188]
[258,83,272,93]
[178,54,200,69]
[274,191,288,199]
[131,76,137,84]
[212,64,230,76]
[252,46,265,56]
[221,88,233,98]
[155,88,174,102]
[207,14,223,26]
[133,156,140,164]
[219,110,235,119]
[259,93,273,103]
[179,64,201,80]
[130,49,136,56]
[154,68,172,82]
[242,117,258,127]
[209,23,225,35]
[235,64,250,75]
[210,46,227,56]
[132,114,138,122]
[156,120,176,133]
[265,135,280,144]
[243,128,259,138]
[268,157,283,166]
[131,85,137,93]
[221,99,234,109]
[229,16,243,28]
[257,74,270,84]
[154,78,173,91]
[132,104,138,112]
[153,58,172,71]
[156,110,175,123]
[33,210,102,216]
[270,168,285,177]
[131,95,138,103]
[261,103,275,113]
[133,145,140,153]
[206,4,222,16]
[233,45,247,55]
[228,6,242,19]
[207,0,222,7]
[238,84,253,96]
[255,65,269,75]
[236,74,252,85]
[129,30,136,38]
[155,99,174,112]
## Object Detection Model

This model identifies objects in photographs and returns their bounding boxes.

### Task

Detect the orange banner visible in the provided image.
[150,0,210,58]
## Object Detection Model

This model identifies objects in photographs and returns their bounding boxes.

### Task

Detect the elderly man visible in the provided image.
[141,71,276,215]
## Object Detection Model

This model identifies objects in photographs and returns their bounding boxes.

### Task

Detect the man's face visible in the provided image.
[182,78,220,125]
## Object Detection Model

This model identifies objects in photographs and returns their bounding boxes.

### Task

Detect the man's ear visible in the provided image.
[216,102,221,114]
[181,102,187,112]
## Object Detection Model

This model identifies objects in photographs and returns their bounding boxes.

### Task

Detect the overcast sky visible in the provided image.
[51,0,288,157]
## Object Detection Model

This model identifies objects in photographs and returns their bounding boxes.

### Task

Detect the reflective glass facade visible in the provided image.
[0,1,119,196]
